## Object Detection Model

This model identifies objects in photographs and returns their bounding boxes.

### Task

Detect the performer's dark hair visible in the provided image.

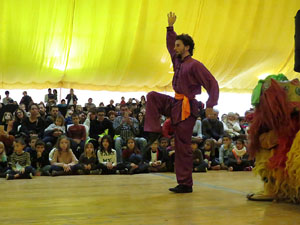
[176,34,195,56]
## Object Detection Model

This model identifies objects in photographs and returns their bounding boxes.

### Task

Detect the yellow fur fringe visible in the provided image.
[254,130,300,203]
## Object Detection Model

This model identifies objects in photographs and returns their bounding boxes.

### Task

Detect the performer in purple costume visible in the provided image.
[144,12,219,193]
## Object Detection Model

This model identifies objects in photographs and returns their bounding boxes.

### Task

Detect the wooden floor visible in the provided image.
[1,171,300,225]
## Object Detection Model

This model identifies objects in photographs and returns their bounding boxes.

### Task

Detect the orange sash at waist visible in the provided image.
[175,93,193,121]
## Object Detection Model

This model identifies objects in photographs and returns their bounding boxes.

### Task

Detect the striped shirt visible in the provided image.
[9,151,31,171]
[113,116,139,142]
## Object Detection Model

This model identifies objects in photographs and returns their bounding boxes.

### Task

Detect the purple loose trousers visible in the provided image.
[144,91,196,187]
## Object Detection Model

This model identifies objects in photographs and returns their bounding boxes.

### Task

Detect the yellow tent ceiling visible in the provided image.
[0,0,299,93]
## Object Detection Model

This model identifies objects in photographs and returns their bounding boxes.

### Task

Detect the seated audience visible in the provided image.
[9,108,27,136]
[24,136,38,154]
[43,115,66,146]
[143,140,167,172]
[202,139,220,170]
[222,112,241,140]
[97,135,127,174]
[30,140,51,176]
[0,141,8,177]
[45,105,59,128]
[122,138,148,174]
[114,104,146,161]
[89,108,114,149]
[191,140,207,172]
[67,113,86,159]
[202,109,224,145]
[38,102,47,120]
[166,136,175,172]
[84,98,96,112]
[219,135,234,170]
[228,139,252,171]
[106,99,115,114]
[78,142,99,175]
[6,138,34,180]
[1,112,13,132]
[20,103,45,139]
[50,136,79,176]
[192,118,203,144]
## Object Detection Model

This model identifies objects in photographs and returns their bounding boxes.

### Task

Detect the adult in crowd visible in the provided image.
[202,109,224,146]
[19,91,33,111]
[2,91,13,105]
[45,106,59,128]
[65,88,78,107]
[113,104,147,162]
[84,98,96,112]
[20,103,45,139]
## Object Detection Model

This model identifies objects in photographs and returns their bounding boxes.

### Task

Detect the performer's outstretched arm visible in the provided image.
[166,12,177,61]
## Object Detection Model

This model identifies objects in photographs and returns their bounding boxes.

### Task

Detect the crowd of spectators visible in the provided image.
[0,88,254,180]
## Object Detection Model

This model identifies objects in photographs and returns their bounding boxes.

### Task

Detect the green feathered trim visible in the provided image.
[251,74,288,106]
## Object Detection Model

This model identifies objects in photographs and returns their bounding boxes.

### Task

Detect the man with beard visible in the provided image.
[202,109,224,145]
[144,12,219,193]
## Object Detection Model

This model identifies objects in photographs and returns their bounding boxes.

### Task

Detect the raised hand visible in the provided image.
[167,12,176,26]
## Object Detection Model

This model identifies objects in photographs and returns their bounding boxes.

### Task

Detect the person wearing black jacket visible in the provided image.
[201,109,224,146]
[89,108,114,149]
[65,88,78,106]
[143,140,167,172]
[20,104,45,139]
[30,140,51,176]
[9,108,27,137]
[19,91,33,111]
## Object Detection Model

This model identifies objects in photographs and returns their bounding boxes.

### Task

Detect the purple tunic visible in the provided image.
[167,26,219,124]
[144,27,219,187]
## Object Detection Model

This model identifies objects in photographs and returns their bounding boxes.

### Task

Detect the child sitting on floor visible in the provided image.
[144,139,167,172]
[219,134,234,170]
[122,137,148,174]
[166,136,175,172]
[228,139,251,171]
[31,140,51,176]
[191,140,207,172]
[97,135,123,174]
[50,136,79,176]
[6,138,34,180]
[202,139,220,170]
[78,142,99,175]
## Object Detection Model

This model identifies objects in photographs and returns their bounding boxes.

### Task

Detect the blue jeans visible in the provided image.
[51,164,80,173]
[115,137,147,162]
[129,154,143,165]
[6,166,34,178]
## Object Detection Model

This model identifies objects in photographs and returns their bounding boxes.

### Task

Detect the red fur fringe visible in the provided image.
[248,79,300,169]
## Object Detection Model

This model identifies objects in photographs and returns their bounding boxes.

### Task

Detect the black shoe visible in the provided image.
[143,132,161,152]
[169,184,193,193]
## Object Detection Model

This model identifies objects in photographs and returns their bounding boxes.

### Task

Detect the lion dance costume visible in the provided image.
[247,74,300,202]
